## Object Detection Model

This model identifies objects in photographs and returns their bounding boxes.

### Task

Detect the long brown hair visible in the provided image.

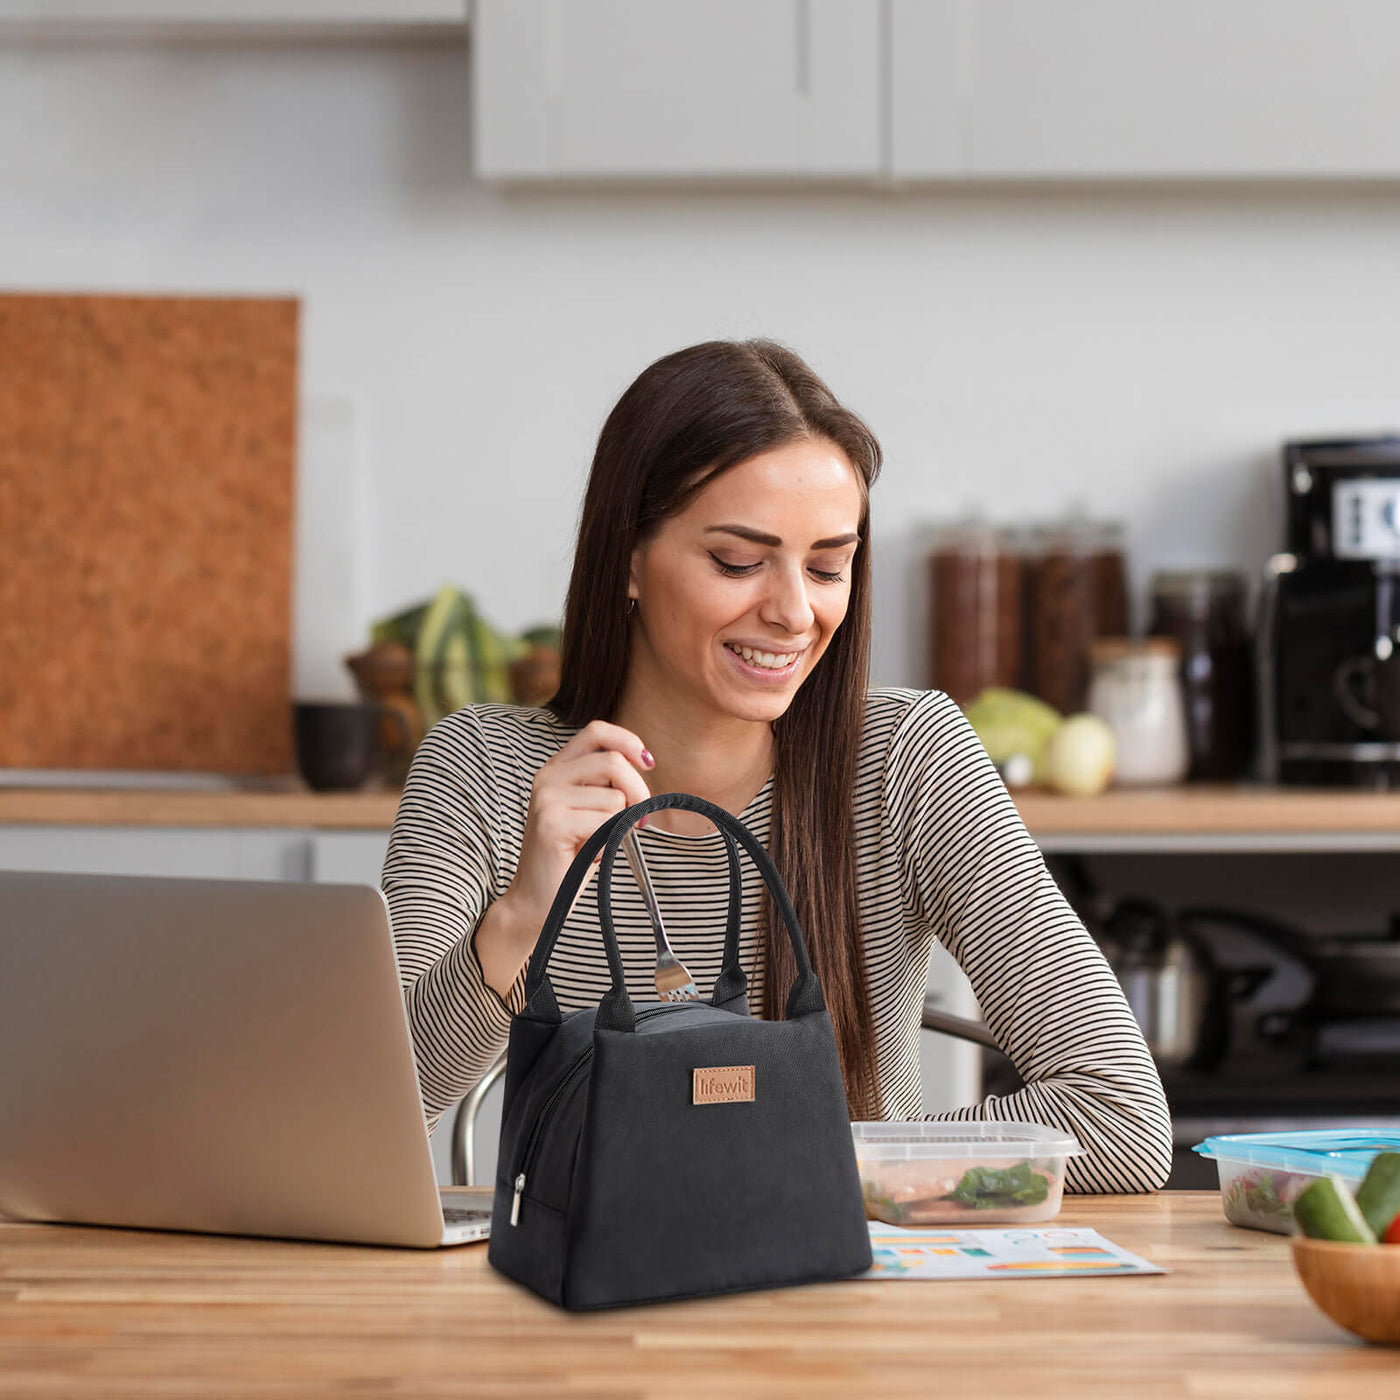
[548,339,883,1118]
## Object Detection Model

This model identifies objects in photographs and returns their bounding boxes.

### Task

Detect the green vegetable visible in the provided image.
[1354,1151,1400,1241]
[963,689,1062,782]
[520,624,562,649]
[1224,1171,1294,1231]
[862,1183,903,1222]
[944,1161,1050,1210]
[370,593,556,725]
[464,604,521,707]
[371,600,431,650]
[1293,1176,1377,1244]
[373,585,527,726]
[413,585,475,723]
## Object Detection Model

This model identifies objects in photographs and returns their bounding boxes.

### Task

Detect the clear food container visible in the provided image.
[852,1121,1084,1226]
[1193,1129,1400,1235]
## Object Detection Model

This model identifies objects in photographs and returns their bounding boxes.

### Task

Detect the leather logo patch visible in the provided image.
[692,1065,755,1105]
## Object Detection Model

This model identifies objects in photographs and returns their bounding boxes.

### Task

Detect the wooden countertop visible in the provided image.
[2,782,1399,840]
[0,1194,1389,1398]
[1012,784,1400,837]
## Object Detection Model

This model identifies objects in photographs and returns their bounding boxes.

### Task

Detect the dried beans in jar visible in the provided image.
[928,522,1022,706]
[1026,519,1128,716]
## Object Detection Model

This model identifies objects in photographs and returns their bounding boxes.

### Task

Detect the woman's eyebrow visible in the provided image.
[705,524,860,549]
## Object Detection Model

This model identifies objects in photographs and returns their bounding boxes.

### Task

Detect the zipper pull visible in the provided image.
[510,1172,526,1227]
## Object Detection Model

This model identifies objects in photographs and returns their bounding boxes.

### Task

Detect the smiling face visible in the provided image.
[625,436,864,725]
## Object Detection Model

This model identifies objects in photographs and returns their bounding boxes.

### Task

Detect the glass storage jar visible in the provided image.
[1148,571,1254,780]
[1091,521,1129,637]
[1088,637,1190,786]
[1026,519,1127,715]
[928,521,1021,706]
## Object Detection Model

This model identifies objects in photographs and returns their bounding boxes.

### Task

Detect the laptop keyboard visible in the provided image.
[442,1205,492,1225]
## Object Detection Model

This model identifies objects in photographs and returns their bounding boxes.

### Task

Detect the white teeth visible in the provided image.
[726,644,799,670]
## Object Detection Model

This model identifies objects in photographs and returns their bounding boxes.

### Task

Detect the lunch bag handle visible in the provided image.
[521,791,825,1032]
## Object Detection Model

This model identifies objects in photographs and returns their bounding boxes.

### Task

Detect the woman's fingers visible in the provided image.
[555,718,653,774]
[509,720,657,919]
[550,748,653,810]
[557,784,630,814]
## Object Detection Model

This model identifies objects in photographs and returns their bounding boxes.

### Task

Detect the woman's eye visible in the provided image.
[708,553,847,583]
[709,554,761,577]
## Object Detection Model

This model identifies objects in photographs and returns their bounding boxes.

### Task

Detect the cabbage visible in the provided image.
[963,688,1062,784]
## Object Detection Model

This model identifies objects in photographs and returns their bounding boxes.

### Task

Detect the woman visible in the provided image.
[384,338,1171,1194]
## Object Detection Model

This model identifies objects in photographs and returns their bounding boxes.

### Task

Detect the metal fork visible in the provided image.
[623,826,700,1002]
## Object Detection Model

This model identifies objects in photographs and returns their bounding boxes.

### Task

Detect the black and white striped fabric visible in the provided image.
[382,688,1172,1194]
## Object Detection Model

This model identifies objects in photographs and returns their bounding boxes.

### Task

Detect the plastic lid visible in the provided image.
[929,518,1015,554]
[1192,1128,1400,1181]
[1025,514,1125,556]
[1151,569,1246,600]
[852,1120,1084,1159]
[1089,636,1181,664]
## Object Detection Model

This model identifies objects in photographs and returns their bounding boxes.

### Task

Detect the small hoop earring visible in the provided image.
[627,597,638,616]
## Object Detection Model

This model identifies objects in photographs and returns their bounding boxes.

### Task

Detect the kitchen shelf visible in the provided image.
[2,782,1399,850]
[1013,785,1400,853]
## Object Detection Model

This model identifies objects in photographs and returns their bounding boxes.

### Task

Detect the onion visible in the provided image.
[1043,714,1116,797]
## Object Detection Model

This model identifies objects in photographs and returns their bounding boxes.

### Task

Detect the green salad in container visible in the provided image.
[852,1121,1082,1227]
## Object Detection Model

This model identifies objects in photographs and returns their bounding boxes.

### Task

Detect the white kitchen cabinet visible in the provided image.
[892,0,1400,180]
[0,2,465,27]
[0,826,312,880]
[887,0,965,179]
[0,825,395,886]
[310,830,391,886]
[473,0,883,180]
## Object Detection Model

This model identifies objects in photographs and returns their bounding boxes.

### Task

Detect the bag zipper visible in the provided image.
[510,1004,678,1227]
[510,1052,591,1224]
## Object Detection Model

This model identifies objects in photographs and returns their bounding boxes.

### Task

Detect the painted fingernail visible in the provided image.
[640,748,655,769]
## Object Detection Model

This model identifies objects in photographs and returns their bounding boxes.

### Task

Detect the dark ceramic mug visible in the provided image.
[293,701,409,792]
[1333,647,1400,741]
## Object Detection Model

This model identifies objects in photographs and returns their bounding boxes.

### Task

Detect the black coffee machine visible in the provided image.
[1259,437,1400,787]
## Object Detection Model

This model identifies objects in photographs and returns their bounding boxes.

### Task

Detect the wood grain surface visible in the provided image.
[0,782,403,830]
[3,781,1400,837]
[1010,783,1400,834]
[0,292,298,775]
[1,1194,1394,1398]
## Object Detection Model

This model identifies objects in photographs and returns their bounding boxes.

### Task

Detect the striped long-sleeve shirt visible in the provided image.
[382,686,1172,1193]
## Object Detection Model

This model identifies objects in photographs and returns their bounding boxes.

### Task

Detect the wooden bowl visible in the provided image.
[1291,1238,1400,1344]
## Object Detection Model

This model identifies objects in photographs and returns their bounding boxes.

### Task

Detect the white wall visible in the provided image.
[6,37,1400,690]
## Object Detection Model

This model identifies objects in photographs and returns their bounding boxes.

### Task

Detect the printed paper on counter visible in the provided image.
[862,1224,1166,1280]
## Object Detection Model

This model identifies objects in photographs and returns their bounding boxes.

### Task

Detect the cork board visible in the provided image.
[0,293,299,774]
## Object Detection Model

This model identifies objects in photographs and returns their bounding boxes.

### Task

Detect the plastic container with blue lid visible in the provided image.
[1193,1129,1400,1234]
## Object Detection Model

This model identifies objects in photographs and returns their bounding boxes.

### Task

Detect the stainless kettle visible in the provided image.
[1096,898,1272,1071]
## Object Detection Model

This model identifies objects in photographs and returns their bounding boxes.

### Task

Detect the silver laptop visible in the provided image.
[0,869,491,1248]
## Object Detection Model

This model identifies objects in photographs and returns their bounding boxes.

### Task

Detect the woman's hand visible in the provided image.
[474,721,654,998]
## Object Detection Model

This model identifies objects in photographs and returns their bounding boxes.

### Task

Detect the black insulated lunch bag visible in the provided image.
[486,791,873,1309]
